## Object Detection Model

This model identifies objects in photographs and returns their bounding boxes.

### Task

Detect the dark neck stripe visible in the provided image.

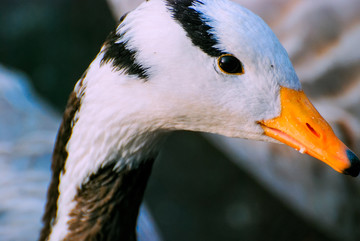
[64,159,155,241]
[101,13,149,80]
[166,0,225,57]
[39,90,82,241]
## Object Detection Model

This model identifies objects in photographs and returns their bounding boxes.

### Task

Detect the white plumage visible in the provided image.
[50,1,304,239]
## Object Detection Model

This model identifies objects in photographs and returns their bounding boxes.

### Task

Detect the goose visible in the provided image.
[39,0,360,240]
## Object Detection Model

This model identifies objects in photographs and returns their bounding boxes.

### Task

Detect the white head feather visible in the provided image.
[97,0,301,140]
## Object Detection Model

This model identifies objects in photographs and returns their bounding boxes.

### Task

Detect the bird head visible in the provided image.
[82,0,359,176]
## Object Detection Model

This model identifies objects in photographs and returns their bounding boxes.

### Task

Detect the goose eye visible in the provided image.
[218,55,244,75]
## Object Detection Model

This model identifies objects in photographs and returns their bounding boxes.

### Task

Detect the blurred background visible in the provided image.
[1,0,360,240]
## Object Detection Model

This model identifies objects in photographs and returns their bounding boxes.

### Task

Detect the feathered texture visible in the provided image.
[0,65,161,241]
[166,0,225,57]
[101,14,150,80]
[43,0,307,240]
[39,91,81,241]
[65,159,154,241]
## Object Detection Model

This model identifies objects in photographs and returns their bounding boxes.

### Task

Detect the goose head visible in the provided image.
[89,0,359,175]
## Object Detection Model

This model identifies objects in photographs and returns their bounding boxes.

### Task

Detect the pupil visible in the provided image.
[220,56,241,73]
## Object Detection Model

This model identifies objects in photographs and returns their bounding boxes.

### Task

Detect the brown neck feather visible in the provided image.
[40,87,156,241]
[39,91,81,241]
[64,159,155,241]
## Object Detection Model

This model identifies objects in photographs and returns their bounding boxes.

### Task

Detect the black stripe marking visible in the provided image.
[101,14,149,80]
[167,0,225,57]
[39,90,82,241]
[65,159,155,241]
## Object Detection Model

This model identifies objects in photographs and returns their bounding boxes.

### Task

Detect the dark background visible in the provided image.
[0,0,335,240]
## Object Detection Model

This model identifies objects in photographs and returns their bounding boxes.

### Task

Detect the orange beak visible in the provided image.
[259,87,360,177]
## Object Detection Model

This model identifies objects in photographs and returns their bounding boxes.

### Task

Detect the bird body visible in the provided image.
[40,0,360,240]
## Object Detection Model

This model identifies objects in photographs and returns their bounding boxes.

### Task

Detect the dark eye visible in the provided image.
[218,54,244,75]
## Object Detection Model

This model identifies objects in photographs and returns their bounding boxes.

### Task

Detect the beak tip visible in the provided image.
[343,149,360,177]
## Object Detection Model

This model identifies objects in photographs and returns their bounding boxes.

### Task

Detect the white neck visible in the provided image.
[48,55,167,241]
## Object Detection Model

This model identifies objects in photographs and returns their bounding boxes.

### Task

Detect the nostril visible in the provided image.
[306,123,320,138]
